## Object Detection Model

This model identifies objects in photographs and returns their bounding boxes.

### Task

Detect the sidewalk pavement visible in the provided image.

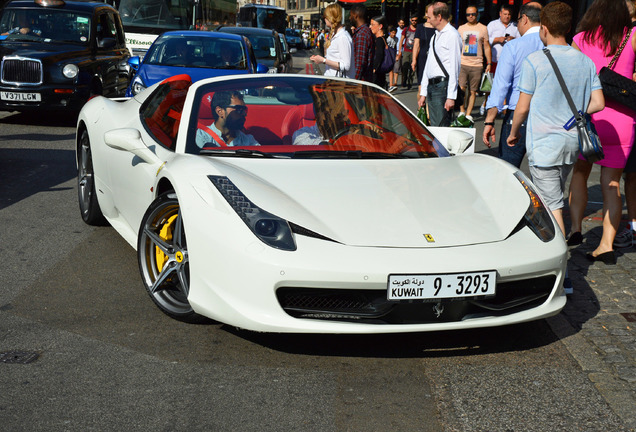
[302,59,636,427]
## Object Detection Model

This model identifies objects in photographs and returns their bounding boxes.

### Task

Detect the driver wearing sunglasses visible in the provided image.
[196,90,260,148]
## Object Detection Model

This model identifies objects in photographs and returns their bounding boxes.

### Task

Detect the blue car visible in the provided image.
[126,30,267,97]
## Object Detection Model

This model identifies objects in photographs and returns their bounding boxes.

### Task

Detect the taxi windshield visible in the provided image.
[185,76,444,158]
[0,8,91,44]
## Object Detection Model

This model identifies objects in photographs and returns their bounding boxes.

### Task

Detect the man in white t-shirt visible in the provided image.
[487,5,520,67]
[483,5,519,115]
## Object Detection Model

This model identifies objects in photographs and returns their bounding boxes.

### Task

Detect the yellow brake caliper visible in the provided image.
[155,214,178,273]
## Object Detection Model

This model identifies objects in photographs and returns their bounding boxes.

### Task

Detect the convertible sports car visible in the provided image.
[76,74,567,333]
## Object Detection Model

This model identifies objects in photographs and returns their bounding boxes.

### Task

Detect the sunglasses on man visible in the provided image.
[226,104,248,114]
[466,12,477,16]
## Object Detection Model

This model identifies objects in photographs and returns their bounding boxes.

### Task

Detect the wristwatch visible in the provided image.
[484,122,495,126]
[323,58,327,64]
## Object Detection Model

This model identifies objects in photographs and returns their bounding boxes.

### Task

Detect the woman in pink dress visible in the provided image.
[567,0,636,264]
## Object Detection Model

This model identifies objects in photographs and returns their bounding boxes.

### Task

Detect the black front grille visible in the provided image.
[277,289,391,317]
[2,58,42,85]
[276,275,556,324]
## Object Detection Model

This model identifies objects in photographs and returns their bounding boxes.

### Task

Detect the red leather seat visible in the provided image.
[281,104,316,145]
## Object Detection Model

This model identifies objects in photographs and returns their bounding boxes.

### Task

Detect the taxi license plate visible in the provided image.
[388,271,496,301]
[1,91,41,102]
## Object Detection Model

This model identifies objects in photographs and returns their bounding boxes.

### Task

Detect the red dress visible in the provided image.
[573,28,636,168]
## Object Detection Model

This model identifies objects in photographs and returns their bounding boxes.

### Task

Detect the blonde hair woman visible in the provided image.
[310,3,354,78]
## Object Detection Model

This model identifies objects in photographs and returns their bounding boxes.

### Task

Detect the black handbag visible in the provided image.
[378,37,396,74]
[598,28,636,112]
[543,49,604,163]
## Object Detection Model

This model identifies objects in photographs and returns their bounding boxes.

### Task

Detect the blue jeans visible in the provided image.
[427,80,451,127]
[498,109,526,168]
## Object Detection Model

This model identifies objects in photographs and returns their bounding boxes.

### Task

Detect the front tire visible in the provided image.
[77,129,107,225]
[137,192,202,322]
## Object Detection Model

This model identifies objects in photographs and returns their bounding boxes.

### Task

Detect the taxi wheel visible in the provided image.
[137,193,204,323]
[77,129,106,225]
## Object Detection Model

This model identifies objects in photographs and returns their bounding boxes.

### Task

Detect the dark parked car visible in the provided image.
[0,0,131,112]
[217,26,287,74]
[277,31,294,73]
[285,28,303,50]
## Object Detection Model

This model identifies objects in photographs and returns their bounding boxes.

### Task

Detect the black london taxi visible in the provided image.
[0,0,131,112]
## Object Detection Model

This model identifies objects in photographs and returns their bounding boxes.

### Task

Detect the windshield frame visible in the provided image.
[184,76,445,159]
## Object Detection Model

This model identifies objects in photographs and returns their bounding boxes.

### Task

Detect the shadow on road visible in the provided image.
[226,319,561,359]
[0,147,76,211]
[0,110,78,128]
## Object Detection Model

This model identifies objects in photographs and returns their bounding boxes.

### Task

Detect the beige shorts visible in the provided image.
[459,65,483,92]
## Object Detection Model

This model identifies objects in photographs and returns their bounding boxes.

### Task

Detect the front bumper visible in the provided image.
[185,202,568,333]
[0,83,89,111]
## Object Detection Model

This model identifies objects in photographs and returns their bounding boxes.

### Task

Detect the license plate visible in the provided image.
[388,271,496,301]
[1,91,41,102]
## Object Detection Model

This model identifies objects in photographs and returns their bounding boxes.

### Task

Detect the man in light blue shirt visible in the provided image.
[482,2,544,167]
[507,2,604,240]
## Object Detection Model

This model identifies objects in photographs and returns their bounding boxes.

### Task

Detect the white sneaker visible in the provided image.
[613,227,635,248]
[479,105,486,116]
[388,86,397,93]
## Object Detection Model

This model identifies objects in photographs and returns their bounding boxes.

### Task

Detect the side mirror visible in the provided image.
[128,56,140,72]
[97,37,116,49]
[256,63,269,74]
[427,127,475,155]
[104,128,160,164]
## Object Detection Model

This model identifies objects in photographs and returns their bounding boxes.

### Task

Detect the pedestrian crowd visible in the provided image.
[307,0,636,281]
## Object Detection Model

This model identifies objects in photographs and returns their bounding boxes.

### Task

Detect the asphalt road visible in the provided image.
[0,58,629,431]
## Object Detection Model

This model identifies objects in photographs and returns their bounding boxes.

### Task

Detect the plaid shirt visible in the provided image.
[352,24,374,81]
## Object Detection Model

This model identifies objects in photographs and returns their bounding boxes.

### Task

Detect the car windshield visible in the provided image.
[0,8,91,44]
[285,29,299,38]
[144,35,248,69]
[186,76,443,158]
[247,35,277,60]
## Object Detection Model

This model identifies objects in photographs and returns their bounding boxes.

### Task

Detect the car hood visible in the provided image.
[200,155,529,248]
[137,65,250,86]
[0,42,89,62]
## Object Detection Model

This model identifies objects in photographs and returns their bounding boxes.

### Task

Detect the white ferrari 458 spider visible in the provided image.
[76,73,567,333]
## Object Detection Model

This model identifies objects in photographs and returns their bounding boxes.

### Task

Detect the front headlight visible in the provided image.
[131,76,146,95]
[62,64,79,79]
[513,171,556,242]
[209,175,296,251]
[267,67,277,74]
